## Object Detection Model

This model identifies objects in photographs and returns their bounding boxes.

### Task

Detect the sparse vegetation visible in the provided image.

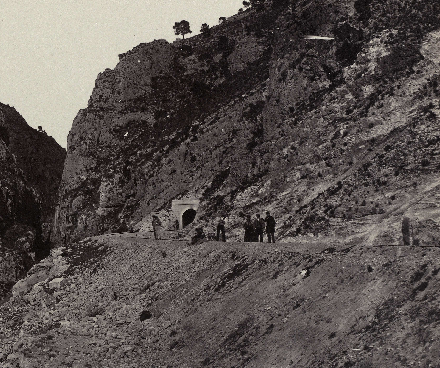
[173,20,192,39]
[200,23,211,37]
[243,0,266,11]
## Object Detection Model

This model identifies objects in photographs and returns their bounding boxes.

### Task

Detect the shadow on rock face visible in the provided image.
[0,223,51,302]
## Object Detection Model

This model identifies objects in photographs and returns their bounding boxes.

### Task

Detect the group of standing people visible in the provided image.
[153,211,276,243]
[216,211,276,243]
[243,211,276,243]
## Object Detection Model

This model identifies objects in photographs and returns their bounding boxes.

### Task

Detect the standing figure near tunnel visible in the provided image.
[243,215,254,242]
[254,214,265,242]
[152,215,162,240]
[402,216,412,246]
[265,211,276,243]
[216,217,226,242]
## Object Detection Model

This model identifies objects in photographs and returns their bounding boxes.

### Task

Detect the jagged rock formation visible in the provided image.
[0,138,41,302]
[0,103,66,301]
[55,0,440,245]
[0,103,66,226]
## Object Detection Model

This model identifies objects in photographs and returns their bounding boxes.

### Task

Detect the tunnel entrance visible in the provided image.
[171,199,200,229]
[182,209,197,228]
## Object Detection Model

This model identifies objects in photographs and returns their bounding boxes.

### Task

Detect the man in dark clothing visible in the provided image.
[216,217,226,242]
[254,214,265,242]
[402,216,412,246]
[243,215,254,242]
[265,211,276,243]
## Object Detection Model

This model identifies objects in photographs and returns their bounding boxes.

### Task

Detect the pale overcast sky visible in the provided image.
[0,0,243,148]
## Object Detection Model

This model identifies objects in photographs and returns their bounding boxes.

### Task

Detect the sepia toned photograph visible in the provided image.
[1,0,440,366]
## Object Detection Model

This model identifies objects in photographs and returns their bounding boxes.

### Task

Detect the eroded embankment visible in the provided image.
[1,234,440,367]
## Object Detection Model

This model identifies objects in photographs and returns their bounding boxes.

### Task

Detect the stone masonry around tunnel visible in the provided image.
[171,199,200,229]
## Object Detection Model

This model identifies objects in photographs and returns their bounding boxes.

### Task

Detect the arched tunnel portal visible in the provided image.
[171,199,200,230]
[182,209,197,228]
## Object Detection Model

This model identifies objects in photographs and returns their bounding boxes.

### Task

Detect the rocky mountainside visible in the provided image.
[53,0,440,245]
[0,103,66,225]
[0,138,40,301]
[2,234,440,367]
[5,1,440,364]
[0,103,66,301]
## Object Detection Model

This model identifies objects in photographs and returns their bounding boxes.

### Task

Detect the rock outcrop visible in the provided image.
[0,139,40,302]
[0,103,66,301]
[0,103,66,235]
[55,0,440,245]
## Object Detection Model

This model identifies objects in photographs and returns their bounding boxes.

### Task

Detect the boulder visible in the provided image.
[11,268,51,297]
[48,277,66,290]
[49,257,70,277]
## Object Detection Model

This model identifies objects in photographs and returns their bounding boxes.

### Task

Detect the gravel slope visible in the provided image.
[1,234,440,367]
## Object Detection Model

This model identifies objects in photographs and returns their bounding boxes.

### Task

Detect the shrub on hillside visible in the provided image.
[421,158,430,167]
[377,41,423,80]
[354,0,371,22]
[334,22,364,67]
[246,124,264,151]
[200,23,211,37]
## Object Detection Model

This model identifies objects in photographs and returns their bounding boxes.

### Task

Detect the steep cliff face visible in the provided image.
[0,138,40,301]
[0,103,66,301]
[55,0,440,244]
[0,103,66,226]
